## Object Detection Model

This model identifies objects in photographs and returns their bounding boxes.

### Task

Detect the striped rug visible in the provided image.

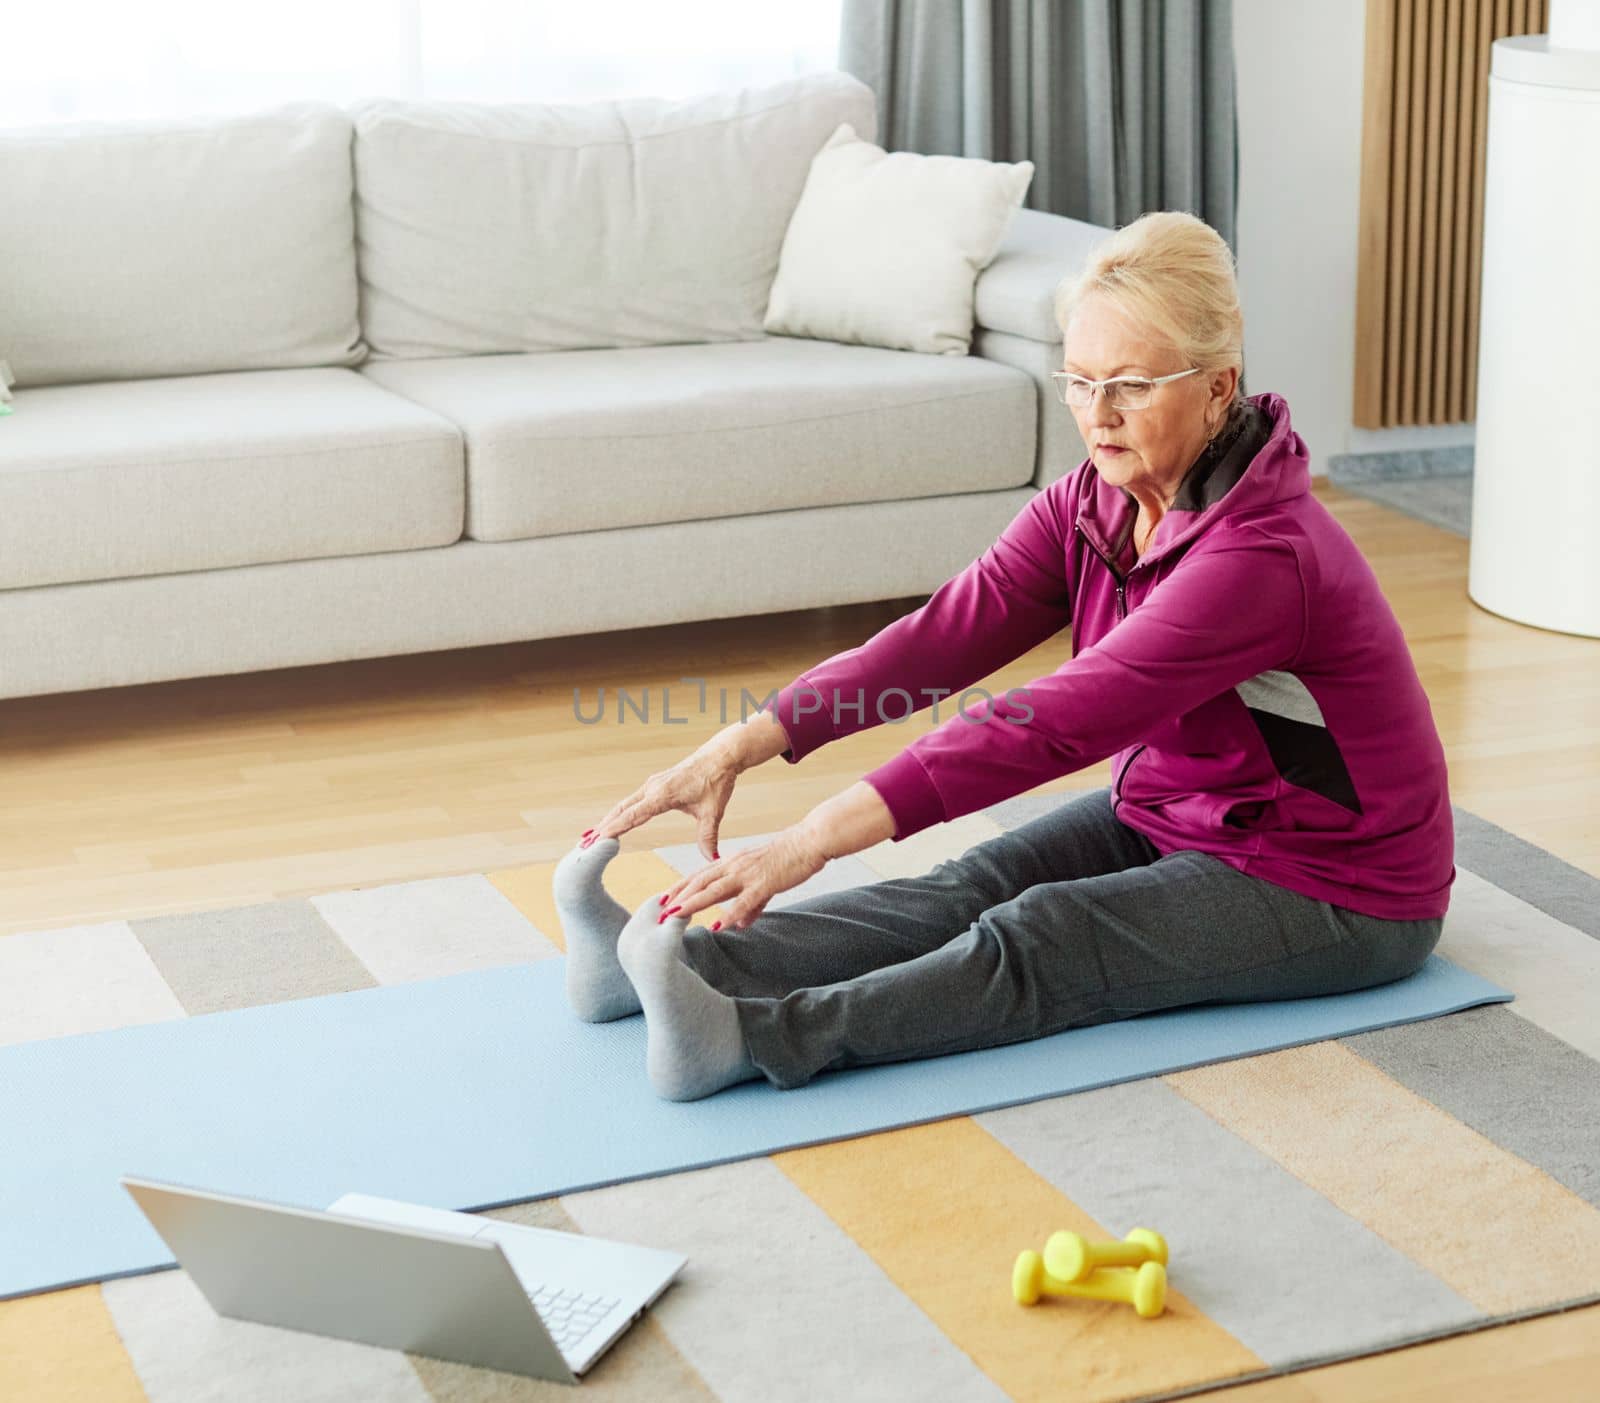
[3,789,1597,1403]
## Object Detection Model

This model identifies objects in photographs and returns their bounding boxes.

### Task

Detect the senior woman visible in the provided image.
[554,209,1455,1102]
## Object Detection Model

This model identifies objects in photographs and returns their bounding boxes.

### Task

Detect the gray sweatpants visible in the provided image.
[679,786,1444,1091]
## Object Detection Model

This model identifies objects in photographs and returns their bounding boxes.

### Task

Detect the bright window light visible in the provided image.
[0,0,845,128]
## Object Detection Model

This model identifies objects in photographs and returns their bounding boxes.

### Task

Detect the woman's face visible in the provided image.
[1060,293,1238,506]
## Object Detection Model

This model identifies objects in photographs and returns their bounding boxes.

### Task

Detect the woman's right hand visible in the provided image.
[585,744,741,862]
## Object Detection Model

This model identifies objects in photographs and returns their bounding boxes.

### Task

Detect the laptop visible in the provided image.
[120,1175,687,1383]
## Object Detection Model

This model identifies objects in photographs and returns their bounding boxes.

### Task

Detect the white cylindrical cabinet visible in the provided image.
[1468,35,1600,637]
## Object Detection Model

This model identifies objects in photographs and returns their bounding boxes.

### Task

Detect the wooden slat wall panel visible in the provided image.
[1419,0,1444,423]
[1354,0,1392,428]
[1448,0,1479,419]
[1435,0,1462,421]
[1403,0,1427,424]
[1353,0,1547,428]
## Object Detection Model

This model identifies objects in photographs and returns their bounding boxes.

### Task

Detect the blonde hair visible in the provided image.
[1053,210,1245,413]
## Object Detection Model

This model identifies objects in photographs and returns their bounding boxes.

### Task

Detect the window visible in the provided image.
[0,0,844,128]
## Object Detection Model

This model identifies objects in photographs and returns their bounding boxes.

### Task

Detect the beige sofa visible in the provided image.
[0,71,1104,702]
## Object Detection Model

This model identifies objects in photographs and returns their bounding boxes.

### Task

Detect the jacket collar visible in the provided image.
[1075,391,1308,570]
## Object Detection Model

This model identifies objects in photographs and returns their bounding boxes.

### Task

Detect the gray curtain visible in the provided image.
[839,0,1239,251]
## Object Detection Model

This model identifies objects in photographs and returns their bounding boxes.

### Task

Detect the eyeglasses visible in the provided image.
[1051,367,1201,411]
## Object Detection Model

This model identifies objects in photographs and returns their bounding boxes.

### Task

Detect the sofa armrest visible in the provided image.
[973,208,1113,344]
[970,209,1109,489]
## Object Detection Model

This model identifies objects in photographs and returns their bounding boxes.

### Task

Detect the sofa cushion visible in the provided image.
[0,369,463,591]
[349,72,878,359]
[765,123,1033,356]
[0,103,365,389]
[358,337,1036,542]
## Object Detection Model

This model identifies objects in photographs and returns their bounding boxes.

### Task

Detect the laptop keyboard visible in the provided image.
[526,1282,622,1353]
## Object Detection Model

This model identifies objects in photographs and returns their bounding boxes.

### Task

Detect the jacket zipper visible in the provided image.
[1113,743,1148,818]
[1076,522,1142,810]
[1075,522,1129,620]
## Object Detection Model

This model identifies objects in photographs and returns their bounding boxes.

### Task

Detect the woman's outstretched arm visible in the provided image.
[801,779,900,854]
[701,706,793,772]
[862,528,1309,842]
[767,478,1080,765]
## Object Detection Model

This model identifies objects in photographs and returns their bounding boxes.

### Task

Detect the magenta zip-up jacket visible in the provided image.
[768,391,1455,922]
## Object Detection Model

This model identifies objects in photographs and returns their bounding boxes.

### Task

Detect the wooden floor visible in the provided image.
[2,478,1595,1397]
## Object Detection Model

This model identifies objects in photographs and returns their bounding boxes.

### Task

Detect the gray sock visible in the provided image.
[617,898,760,1101]
[554,837,641,1022]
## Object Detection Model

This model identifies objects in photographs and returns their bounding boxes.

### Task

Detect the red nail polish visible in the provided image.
[658,893,668,906]
[711,921,722,931]
[581,828,594,837]
[712,851,720,860]
[666,905,681,917]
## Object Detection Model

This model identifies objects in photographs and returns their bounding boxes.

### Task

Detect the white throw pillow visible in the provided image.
[763,123,1034,356]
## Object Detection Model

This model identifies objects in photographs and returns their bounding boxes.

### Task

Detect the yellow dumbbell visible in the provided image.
[1012,1250,1167,1319]
[1043,1227,1168,1283]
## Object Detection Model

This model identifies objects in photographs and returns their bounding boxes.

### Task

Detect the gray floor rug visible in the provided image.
[1325,445,1473,537]
[1,794,1598,1400]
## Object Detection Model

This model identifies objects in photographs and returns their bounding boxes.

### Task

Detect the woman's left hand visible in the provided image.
[656,823,828,930]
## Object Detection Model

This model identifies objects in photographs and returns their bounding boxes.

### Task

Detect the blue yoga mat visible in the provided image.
[1,953,1510,1300]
